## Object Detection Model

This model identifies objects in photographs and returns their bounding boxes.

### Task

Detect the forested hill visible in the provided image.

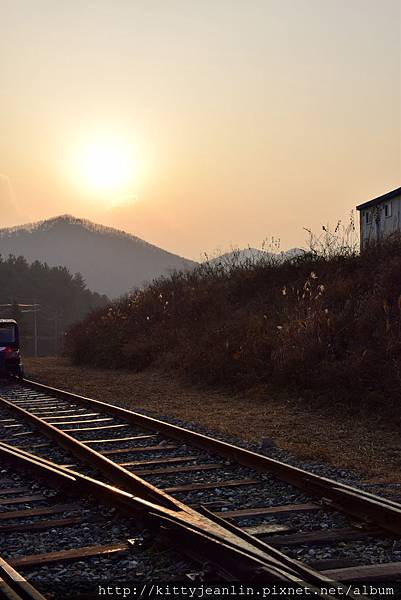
[0,215,197,297]
[0,254,108,355]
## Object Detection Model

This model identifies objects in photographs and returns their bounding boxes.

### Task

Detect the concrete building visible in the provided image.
[356,187,401,249]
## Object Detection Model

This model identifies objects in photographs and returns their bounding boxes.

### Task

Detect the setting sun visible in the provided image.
[75,137,137,198]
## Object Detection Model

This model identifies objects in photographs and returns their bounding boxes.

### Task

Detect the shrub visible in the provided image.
[67,235,401,417]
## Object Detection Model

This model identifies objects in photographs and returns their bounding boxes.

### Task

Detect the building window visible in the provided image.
[384,202,392,218]
[365,210,372,224]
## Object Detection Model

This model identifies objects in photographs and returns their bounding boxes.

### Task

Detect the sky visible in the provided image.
[1,0,400,260]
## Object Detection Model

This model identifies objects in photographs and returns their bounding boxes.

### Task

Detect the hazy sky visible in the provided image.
[1,0,400,260]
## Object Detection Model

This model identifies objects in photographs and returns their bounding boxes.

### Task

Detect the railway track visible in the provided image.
[0,456,195,599]
[1,378,401,598]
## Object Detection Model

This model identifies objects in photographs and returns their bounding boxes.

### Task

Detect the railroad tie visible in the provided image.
[266,526,382,547]
[163,478,260,493]
[102,444,179,456]
[83,434,157,444]
[10,542,131,569]
[216,503,320,519]
[0,487,32,496]
[136,463,226,476]
[0,494,46,506]
[0,516,84,533]
[0,504,81,521]
[41,413,99,420]
[241,523,294,536]
[118,455,198,467]
[63,423,130,432]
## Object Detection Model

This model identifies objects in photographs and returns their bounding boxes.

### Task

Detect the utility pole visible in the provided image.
[54,312,58,356]
[33,301,38,358]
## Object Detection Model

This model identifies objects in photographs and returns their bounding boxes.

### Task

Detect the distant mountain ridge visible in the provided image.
[205,247,304,266]
[0,215,197,298]
[1,215,159,246]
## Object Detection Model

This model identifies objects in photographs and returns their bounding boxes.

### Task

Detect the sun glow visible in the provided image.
[75,137,138,199]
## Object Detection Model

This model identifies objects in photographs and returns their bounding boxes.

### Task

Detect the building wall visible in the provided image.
[360,193,401,249]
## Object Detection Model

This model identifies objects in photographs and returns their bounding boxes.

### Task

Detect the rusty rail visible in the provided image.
[0,555,47,600]
[0,441,345,594]
[20,377,401,537]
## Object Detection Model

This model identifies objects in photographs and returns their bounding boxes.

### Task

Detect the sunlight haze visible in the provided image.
[1,0,400,259]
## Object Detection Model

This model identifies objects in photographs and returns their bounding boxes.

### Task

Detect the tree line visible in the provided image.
[0,254,108,355]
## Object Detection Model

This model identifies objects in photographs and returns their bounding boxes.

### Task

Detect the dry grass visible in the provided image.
[25,357,401,485]
[67,237,401,422]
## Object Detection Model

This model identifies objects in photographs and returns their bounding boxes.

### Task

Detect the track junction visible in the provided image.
[0,378,401,598]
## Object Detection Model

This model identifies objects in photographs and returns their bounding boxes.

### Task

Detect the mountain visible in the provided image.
[205,247,304,267]
[0,215,197,298]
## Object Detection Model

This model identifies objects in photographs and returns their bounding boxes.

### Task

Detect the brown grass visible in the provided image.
[25,357,401,485]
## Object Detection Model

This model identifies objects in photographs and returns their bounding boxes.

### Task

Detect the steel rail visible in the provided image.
[0,442,347,596]
[0,394,312,577]
[0,387,361,596]
[0,556,46,600]
[0,397,304,580]
[0,395,179,511]
[19,377,401,537]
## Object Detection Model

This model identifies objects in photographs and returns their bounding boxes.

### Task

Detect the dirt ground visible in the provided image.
[23,357,401,485]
